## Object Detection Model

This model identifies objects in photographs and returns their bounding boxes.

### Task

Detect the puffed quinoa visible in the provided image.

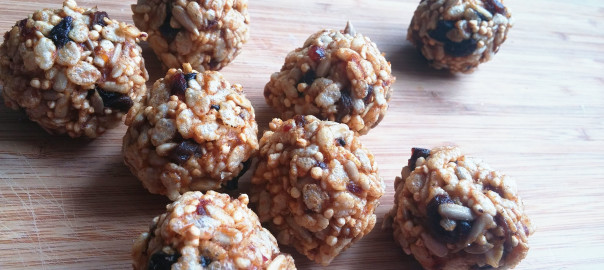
[0,0,148,138]
[123,63,258,200]
[383,147,534,269]
[264,22,395,135]
[250,115,385,265]
[131,0,249,71]
[408,0,513,73]
[132,191,297,270]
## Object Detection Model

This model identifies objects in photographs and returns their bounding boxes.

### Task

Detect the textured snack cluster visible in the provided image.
[407,0,513,73]
[264,22,395,135]
[123,63,258,200]
[251,115,385,265]
[0,0,148,138]
[384,146,533,269]
[132,191,297,270]
[132,0,249,71]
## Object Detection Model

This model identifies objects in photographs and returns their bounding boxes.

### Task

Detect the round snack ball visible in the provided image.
[383,146,534,270]
[123,63,258,200]
[264,22,395,135]
[131,0,249,71]
[0,0,148,138]
[251,115,385,265]
[132,191,297,270]
[407,0,513,73]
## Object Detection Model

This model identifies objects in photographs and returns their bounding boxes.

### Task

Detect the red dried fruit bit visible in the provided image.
[346,182,362,194]
[308,45,326,62]
[196,199,211,215]
[408,147,431,169]
[283,124,293,132]
[49,16,73,48]
[169,140,202,165]
[335,88,353,122]
[262,255,268,262]
[17,19,35,40]
[90,11,109,29]
[484,0,506,15]
[170,72,187,100]
[96,87,133,111]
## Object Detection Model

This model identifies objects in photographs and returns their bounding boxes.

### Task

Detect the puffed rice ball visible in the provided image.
[122,63,258,200]
[264,22,395,135]
[0,0,148,138]
[407,0,513,73]
[251,115,385,265]
[131,0,249,71]
[383,147,534,270]
[132,191,297,270]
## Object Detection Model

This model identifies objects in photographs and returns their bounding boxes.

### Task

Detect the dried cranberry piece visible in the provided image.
[300,70,316,86]
[96,88,133,112]
[148,251,180,270]
[200,256,212,267]
[196,199,210,215]
[408,147,431,169]
[363,85,374,104]
[429,20,455,42]
[210,104,220,111]
[184,72,197,82]
[90,11,109,28]
[283,124,293,132]
[336,138,346,146]
[262,255,268,262]
[159,5,179,43]
[168,140,202,165]
[49,16,73,48]
[347,182,362,194]
[335,88,353,122]
[484,0,506,15]
[444,38,478,57]
[170,72,187,100]
[308,45,326,62]
[225,159,252,190]
[427,194,473,243]
[294,115,306,127]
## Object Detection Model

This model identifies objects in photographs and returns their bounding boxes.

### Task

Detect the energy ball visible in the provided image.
[0,0,148,138]
[131,0,249,71]
[264,22,395,135]
[407,0,513,73]
[132,191,297,270]
[123,63,258,200]
[383,147,534,270]
[251,115,385,265]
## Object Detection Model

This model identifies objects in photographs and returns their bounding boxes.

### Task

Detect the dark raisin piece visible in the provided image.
[184,72,197,82]
[159,5,178,43]
[444,38,478,57]
[17,19,35,40]
[336,138,346,146]
[483,0,506,15]
[209,59,220,70]
[429,20,455,42]
[49,16,73,48]
[148,251,180,270]
[200,256,212,267]
[363,85,374,104]
[308,45,326,62]
[408,147,430,169]
[316,161,327,169]
[300,70,316,86]
[335,88,353,122]
[427,194,473,243]
[170,72,187,100]
[96,88,133,112]
[294,115,306,127]
[282,124,293,132]
[210,104,220,111]
[90,11,109,28]
[168,140,202,165]
[225,159,252,190]
[347,182,362,194]
[196,199,210,215]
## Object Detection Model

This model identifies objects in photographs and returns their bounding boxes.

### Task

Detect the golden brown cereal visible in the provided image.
[383,146,534,269]
[123,64,258,200]
[132,191,297,270]
[251,115,385,265]
[0,0,148,138]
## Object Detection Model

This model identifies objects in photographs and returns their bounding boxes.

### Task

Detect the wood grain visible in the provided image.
[1,0,603,269]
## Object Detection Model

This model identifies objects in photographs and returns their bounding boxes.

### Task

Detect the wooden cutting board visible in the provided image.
[1,0,603,269]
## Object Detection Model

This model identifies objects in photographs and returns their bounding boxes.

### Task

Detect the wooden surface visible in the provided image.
[1,0,603,269]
